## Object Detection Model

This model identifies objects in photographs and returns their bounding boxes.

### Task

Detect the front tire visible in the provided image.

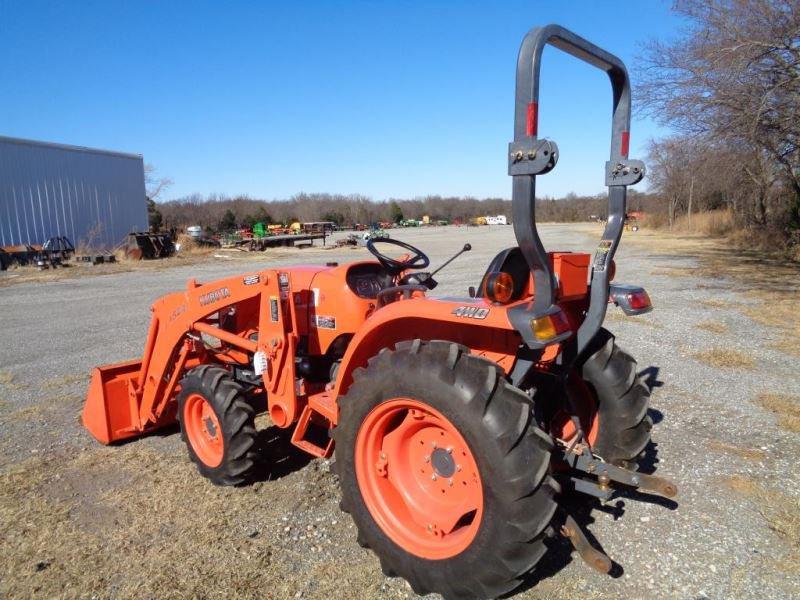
[177,365,257,486]
[333,340,557,600]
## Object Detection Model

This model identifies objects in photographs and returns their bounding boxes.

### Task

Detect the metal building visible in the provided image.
[0,136,147,249]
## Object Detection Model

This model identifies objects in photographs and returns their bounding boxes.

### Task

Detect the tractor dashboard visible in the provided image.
[345,263,394,299]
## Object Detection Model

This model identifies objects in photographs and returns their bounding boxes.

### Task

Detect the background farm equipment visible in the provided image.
[124,232,176,260]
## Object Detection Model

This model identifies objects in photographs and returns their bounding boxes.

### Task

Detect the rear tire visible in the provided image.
[333,340,557,600]
[177,365,257,486]
[581,328,652,467]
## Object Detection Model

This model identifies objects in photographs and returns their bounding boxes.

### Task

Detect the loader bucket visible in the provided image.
[82,359,143,444]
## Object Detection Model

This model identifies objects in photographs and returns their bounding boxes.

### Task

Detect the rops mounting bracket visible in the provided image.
[605,159,645,186]
[508,139,559,176]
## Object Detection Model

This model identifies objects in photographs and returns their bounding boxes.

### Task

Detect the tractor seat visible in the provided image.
[475,247,530,301]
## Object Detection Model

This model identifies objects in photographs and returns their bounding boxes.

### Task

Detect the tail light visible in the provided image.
[609,284,653,316]
[627,289,651,311]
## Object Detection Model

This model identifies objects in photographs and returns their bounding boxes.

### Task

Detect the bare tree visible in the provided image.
[144,164,174,202]
[637,0,800,232]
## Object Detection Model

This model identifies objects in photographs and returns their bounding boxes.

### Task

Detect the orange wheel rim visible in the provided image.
[355,398,484,560]
[184,393,224,467]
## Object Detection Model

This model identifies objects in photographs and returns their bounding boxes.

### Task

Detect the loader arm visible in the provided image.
[83,272,269,444]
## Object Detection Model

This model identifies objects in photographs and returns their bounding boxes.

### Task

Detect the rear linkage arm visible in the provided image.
[552,438,678,574]
[557,440,678,501]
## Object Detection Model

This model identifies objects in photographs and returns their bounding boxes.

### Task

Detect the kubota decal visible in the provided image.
[451,306,490,319]
[198,287,231,306]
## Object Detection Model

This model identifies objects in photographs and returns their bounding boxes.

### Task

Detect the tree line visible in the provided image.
[638,0,799,247]
[155,190,659,232]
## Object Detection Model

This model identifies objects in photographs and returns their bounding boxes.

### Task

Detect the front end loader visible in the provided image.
[83,24,676,599]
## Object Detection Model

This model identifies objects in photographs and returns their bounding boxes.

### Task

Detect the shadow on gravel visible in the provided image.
[250,425,313,481]
[512,498,625,596]
[639,366,664,392]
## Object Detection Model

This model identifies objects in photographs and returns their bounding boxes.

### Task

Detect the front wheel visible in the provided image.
[176,365,258,486]
[333,340,557,600]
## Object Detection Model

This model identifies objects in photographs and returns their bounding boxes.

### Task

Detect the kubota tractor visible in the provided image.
[83,24,676,599]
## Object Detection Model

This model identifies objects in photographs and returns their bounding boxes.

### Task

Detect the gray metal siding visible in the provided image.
[0,136,147,249]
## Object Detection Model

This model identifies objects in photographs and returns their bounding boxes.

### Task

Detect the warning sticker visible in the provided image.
[593,239,613,271]
[314,315,336,330]
[270,296,279,322]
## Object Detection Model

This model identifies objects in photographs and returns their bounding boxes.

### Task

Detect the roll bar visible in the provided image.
[507,24,644,354]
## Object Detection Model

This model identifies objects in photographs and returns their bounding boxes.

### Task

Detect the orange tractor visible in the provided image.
[83,24,676,599]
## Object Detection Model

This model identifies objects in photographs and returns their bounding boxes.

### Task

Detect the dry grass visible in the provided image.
[706,440,765,461]
[721,475,800,546]
[0,441,382,599]
[40,374,89,391]
[770,337,800,357]
[696,321,729,334]
[738,292,800,357]
[692,348,755,369]
[671,210,737,237]
[650,266,691,278]
[0,371,26,392]
[698,298,739,309]
[603,310,661,328]
[755,393,800,434]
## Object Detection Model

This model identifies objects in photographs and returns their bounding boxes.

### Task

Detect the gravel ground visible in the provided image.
[0,223,798,599]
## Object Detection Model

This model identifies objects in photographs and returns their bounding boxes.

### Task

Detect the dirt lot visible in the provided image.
[1,224,798,599]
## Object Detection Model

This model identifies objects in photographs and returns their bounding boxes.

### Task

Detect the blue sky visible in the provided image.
[0,1,683,201]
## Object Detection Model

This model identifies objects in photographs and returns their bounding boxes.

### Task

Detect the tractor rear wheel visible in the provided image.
[177,365,257,486]
[580,328,652,468]
[333,340,557,600]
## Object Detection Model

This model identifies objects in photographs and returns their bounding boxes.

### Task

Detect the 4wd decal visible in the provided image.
[198,287,231,306]
[451,306,490,320]
[243,274,260,286]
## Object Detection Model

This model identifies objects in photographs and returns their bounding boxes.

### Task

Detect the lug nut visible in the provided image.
[431,474,438,481]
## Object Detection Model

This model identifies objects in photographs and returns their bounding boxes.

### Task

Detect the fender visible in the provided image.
[332,296,522,401]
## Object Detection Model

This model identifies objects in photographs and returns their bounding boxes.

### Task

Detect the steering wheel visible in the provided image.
[366,237,429,274]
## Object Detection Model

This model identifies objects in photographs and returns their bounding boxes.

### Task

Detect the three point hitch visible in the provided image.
[555,439,678,573]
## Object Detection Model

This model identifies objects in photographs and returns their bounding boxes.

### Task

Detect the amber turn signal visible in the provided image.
[482,271,515,304]
[530,310,571,342]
